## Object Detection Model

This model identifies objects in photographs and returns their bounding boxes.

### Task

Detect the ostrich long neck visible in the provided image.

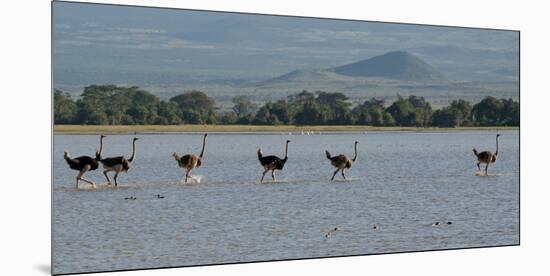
[495,135,499,156]
[199,135,207,158]
[128,139,137,162]
[284,141,289,160]
[98,137,104,157]
[352,143,358,162]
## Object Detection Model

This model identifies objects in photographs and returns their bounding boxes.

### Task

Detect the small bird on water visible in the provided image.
[325,226,340,239]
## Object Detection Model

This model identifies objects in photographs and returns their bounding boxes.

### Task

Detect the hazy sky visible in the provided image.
[53,1,519,92]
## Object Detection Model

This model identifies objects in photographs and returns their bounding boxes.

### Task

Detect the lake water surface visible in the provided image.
[53,131,519,274]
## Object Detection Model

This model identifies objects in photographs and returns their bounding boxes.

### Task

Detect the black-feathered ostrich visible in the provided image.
[473,133,500,175]
[173,133,208,183]
[257,140,290,183]
[325,141,358,181]
[100,137,139,186]
[63,135,105,188]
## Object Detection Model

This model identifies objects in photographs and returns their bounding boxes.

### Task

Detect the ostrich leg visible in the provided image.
[485,163,489,176]
[331,168,340,181]
[78,175,95,186]
[114,171,120,187]
[271,169,276,181]
[341,169,346,180]
[103,170,112,185]
[261,169,269,183]
[185,168,193,183]
[477,162,481,171]
[76,166,93,189]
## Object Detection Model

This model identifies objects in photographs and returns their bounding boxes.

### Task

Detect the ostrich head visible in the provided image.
[133,137,139,141]
[355,141,359,145]
[101,135,106,138]
[286,140,291,143]
[63,151,69,158]
[497,134,501,137]
[172,152,180,160]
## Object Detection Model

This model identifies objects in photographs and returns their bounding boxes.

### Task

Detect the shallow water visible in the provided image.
[53,131,519,274]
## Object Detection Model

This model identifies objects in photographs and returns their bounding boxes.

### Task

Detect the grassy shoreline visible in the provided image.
[54,124,518,134]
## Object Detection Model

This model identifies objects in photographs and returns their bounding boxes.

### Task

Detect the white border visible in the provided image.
[2,0,549,275]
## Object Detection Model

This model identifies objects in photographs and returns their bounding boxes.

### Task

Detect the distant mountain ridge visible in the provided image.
[331,51,446,81]
[263,51,446,85]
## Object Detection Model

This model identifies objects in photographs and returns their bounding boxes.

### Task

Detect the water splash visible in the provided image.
[180,175,202,184]
[474,172,506,177]
[259,179,287,184]
[332,178,357,183]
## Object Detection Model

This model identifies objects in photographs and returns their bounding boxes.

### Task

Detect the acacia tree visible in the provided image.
[352,98,387,126]
[270,100,292,124]
[500,98,519,126]
[54,90,77,124]
[472,96,504,126]
[408,95,433,127]
[315,91,351,124]
[157,101,182,125]
[253,102,280,125]
[432,99,473,127]
[232,95,258,118]
[386,95,416,126]
[170,90,216,124]
[386,95,432,127]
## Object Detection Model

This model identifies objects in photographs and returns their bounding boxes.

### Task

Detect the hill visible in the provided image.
[331,51,446,81]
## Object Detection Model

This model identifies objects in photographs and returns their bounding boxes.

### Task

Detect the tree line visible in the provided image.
[54,85,519,127]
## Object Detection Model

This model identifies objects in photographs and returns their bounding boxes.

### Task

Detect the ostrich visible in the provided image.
[473,133,500,175]
[100,137,139,186]
[257,140,290,183]
[63,135,105,189]
[325,141,358,181]
[173,133,208,183]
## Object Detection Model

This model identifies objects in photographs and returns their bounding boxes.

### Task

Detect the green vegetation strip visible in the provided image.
[55,85,519,128]
[54,125,518,134]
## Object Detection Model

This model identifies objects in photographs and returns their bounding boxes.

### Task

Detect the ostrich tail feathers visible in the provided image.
[472,148,478,156]
[63,153,79,167]
[325,150,331,159]
[257,148,263,160]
